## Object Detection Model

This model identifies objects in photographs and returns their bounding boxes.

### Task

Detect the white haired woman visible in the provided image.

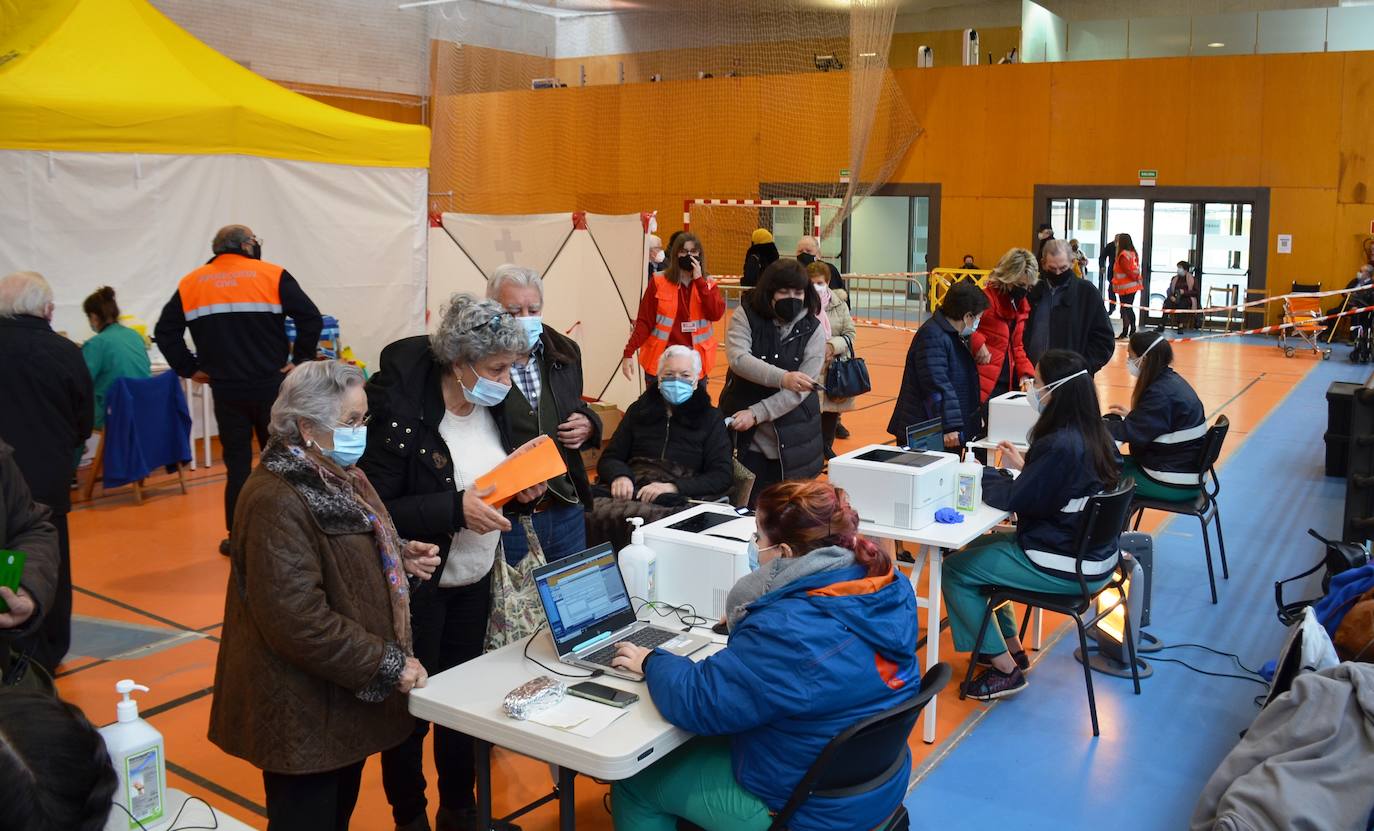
[591,345,734,549]
[209,360,439,831]
[362,293,544,831]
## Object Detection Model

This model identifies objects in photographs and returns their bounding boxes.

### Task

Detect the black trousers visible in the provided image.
[1118,292,1138,337]
[821,412,839,457]
[262,760,365,831]
[17,512,69,674]
[739,447,785,509]
[382,573,493,824]
[214,397,272,533]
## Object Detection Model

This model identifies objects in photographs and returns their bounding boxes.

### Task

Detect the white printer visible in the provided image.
[828,445,958,530]
[640,503,754,620]
[986,390,1038,446]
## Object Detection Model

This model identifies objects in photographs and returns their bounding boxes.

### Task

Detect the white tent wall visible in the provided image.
[0,150,428,368]
[430,212,646,411]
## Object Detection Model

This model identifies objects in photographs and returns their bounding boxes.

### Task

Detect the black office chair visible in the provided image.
[1129,415,1230,604]
[676,663,951,831]
[958,481,1140,737]
[1292,282,1322,294]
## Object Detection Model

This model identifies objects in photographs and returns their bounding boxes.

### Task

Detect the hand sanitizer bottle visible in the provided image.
[955,458,983,513]
[619,517,657,608]
[100,679,168,830]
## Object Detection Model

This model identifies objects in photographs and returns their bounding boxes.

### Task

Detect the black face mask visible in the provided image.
[774,297,804,320]
[678,255,694,271]
[1009,286,1028,303]
[1045,268,1071,286]
[797,252,816,266]
[243,241,261,260]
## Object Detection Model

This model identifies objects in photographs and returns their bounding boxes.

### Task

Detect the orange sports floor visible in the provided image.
[57,329,1310,830]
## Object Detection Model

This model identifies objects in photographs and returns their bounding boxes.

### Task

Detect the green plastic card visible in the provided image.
[0,550,25,614]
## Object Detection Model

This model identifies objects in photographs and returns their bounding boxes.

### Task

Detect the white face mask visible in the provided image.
[1028,368,1089,413]
[652,249,666,264]
[1127,334,1165,379]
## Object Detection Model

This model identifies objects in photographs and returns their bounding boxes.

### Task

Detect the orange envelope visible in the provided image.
[474,435,568,507]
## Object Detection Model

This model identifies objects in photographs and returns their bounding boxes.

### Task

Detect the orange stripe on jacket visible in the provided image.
[807,563,896,598]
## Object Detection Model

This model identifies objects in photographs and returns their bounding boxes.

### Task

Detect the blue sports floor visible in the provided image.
[903,352,1366,829]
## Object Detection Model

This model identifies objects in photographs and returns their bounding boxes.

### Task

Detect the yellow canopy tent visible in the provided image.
[0,0,431,369]
[0,0,429,167]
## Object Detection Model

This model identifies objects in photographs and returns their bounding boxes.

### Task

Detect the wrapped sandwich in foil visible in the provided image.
[503,676,566,720]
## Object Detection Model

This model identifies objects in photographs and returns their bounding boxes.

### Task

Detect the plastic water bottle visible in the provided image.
[100,679,169,830]
[619,517,657,607]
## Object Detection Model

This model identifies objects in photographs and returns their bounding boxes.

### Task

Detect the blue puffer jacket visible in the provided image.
[643,552,921,831]
[888,312,982,444]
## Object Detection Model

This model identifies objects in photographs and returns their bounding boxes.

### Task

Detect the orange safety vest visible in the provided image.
[637,274,717,376]
[178,253,285,322]
[1112,251,1143,296]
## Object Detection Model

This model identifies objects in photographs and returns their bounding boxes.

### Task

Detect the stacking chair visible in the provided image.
[959,482,1140,737]
[679,663,951,831]
[1129,415,1230,604]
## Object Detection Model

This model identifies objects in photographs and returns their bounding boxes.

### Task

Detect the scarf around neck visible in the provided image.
[261,440,413,654]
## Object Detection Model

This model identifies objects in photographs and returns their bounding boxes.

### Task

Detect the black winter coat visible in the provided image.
[1026,276,1116,373]
[597,385,733,500]
[741,242,780,288]
[888,313,981,444]
[0,316,92,513]
[361,332,602,585]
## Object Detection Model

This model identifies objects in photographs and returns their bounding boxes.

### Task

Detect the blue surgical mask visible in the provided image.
[964,315,981,336]
[518,316,543,350]
[660,379,694,405]
[326,425,367,467]
[747,539,761,571]
[460,365,511,407]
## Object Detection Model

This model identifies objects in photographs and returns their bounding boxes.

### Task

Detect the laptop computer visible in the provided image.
[533,543,712,680]
[905,417,944,452]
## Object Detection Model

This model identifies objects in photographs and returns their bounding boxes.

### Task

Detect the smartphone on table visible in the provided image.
[0,551,25,613]
[567,681,640,708]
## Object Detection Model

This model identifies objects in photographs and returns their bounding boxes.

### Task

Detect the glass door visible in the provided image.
[1201,203,1252,328]
[1147,202,1198,325]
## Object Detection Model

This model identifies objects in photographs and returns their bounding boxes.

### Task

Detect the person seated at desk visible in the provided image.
[942,349,1122,701]
[1104,331,1206,503]
[81,286,151,430]
[590,345,733,550]
[608,480,920,831]
[888,279,988,450]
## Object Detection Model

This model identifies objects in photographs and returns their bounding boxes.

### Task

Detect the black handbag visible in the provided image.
[825,334,871,398]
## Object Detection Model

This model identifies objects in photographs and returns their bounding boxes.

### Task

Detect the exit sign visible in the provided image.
[1139,169,1158,187]
[839,168,851,184]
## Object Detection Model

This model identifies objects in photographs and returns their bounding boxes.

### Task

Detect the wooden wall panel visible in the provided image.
[1183,56,1263,186]
[895,67,987,197]
[979,197,1034,261]
[978,63,1051,198]
[1339,53,1374,205]
[938,196,984,267]
[1046,60,1124,184]
[1260,53,1342,189]
[1267,187,1337,296]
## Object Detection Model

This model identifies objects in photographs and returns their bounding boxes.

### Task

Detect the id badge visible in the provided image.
[680,321,699,333]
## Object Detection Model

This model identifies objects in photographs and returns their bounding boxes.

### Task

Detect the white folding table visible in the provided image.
[409,625,725,831]
[859,502,1011,744]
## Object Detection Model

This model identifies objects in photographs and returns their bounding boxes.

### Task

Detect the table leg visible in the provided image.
[1032,608,1043,651]
[557,766,577,831]
[923,545,944,744]
[184,379,197,471]
[201,382,212,467]
[475,739,493,831]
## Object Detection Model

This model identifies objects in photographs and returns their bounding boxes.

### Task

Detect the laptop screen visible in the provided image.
[905,417,943,451]
[533,543,637,651]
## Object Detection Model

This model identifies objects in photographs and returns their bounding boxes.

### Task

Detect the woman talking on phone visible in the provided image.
[621,232,726,386]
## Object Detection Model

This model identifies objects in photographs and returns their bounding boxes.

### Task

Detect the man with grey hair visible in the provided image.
[155,224,322,555]
[1026,238,1115,373]
[486,264,602,566]
[796,235,846,295]
[0,270,93,674]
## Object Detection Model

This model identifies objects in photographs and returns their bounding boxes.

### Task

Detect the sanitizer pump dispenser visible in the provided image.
[620,517,657,606]
[100,679,169,831]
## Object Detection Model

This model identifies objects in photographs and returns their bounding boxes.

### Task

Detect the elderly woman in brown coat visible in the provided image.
[209,360,441,831]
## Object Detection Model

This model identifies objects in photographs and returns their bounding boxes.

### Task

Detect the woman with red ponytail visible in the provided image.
[609,481,920,831]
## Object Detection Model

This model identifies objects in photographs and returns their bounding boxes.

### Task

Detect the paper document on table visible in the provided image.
[528,695,629,737]
[699,516,757,543]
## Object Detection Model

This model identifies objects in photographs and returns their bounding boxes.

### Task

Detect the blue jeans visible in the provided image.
[501,501,587,566]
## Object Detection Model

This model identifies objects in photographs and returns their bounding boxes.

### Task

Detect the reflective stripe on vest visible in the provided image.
[178,254,285,323]
[1152,422,1208,445]
[1024,548,1119,577]
[637,274,716,375]
[1061,496,1088,513]
[1141,467,1205,486]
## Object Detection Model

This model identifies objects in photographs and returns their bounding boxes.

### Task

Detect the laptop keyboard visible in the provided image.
[582,627,679,668]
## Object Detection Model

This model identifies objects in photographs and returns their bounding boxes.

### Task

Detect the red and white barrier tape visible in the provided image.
[1170,303,1374,343]
[1106,283,1367,316]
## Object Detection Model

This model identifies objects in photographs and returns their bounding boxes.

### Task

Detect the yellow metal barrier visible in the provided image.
[926,269,991,311]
